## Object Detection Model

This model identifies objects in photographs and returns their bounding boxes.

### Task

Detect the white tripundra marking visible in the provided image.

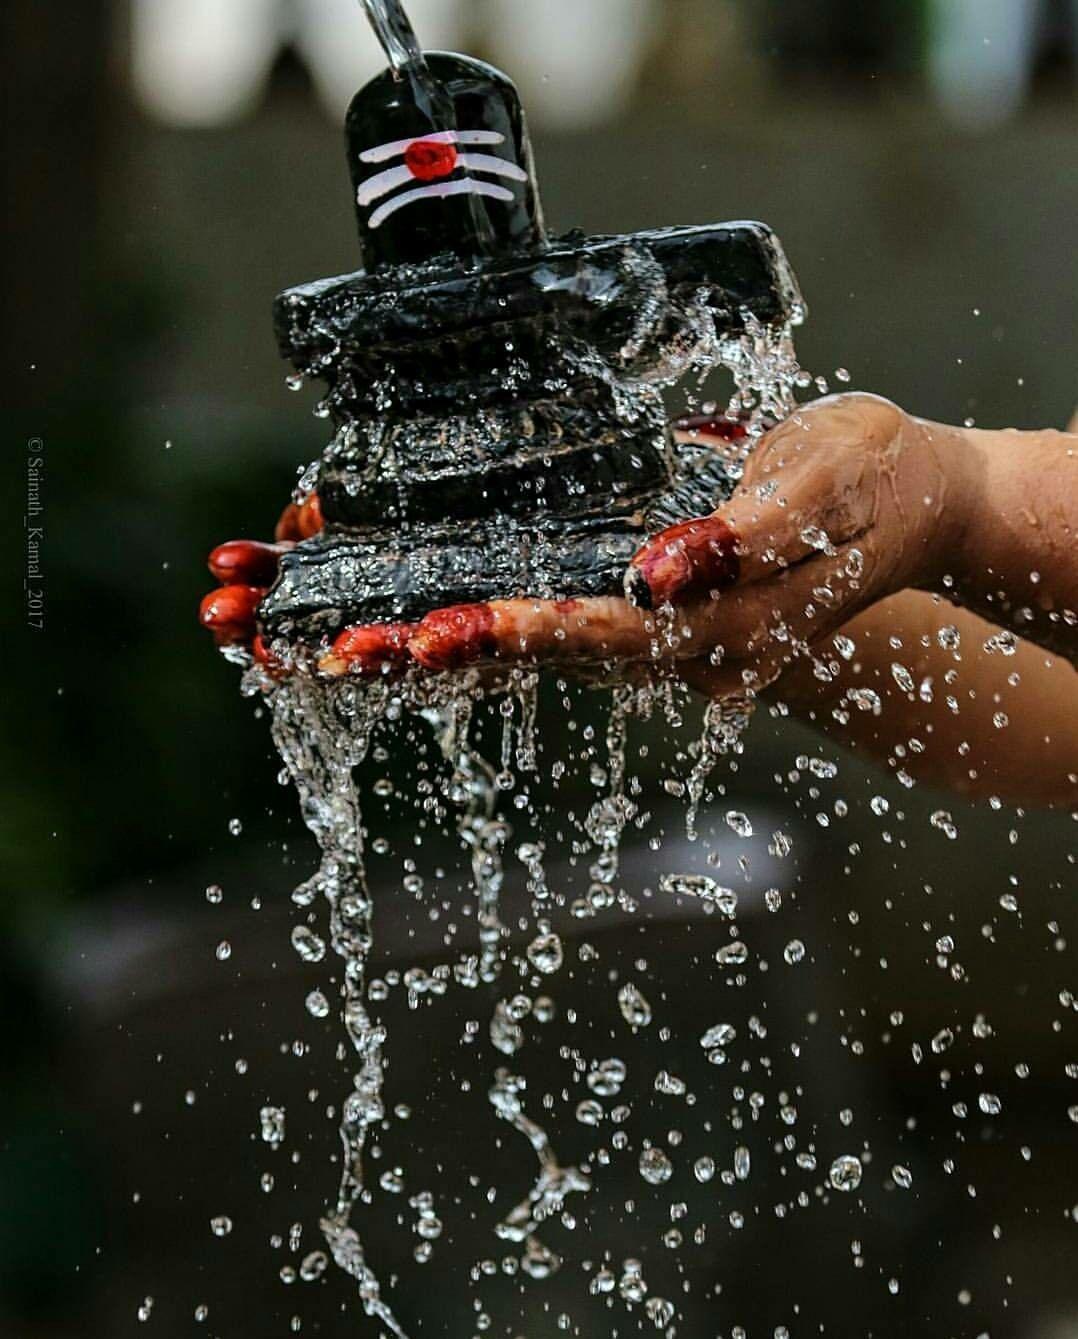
[368,178,516,230]
[356,130,528,229]
[358,153,528,208]
[358,128,505,164]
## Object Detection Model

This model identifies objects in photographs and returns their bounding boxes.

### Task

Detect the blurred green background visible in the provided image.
[4,1,1077,1335]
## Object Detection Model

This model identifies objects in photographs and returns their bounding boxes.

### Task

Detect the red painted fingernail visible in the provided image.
[296,493,323,539]
[408,604,496,671]
[319,622,417,677]
[275,503,302,542]
[275,493,323,542]
[629,517,740,606]
[672,413,749,442]
[208,539,285,587]
[199,584,265,643]
[252,634,287,676]
[673,412,780,442]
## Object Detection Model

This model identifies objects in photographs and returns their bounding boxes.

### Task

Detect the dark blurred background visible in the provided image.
[4,1,1077,1336]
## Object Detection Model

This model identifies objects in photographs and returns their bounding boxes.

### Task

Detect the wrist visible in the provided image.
[905,415,978,596]
[939,424,1078,656]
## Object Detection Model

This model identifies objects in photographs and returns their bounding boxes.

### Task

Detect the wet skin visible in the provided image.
[201,394,974,677]
[201,393,1078,804]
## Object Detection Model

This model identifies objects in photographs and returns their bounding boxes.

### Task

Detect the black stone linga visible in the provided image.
[258,0,804,643]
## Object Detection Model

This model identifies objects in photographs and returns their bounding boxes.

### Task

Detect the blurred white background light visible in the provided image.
[131,0,658,127]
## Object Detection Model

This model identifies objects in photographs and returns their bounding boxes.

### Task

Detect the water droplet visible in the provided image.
[983,630,1017,656]
[828,1155,863,1192]
[769,831,793,857]
[978,1093,1002,1115]
[783,939,806,965]
[205,884,223,904]
[526,932,563,975]
[734,1145,751,1180]
[291,925,326,963]
[646,1297,675,1328]
[700,1022,736,1050]
[716,940,748,967]
[724,810,753,838]
[210,1215,233,1236]
[694,1156,715,1183]
[379,1168,404,1194]
[800,525,833,553]
[522,1238,559,1279]
[260,1106,286,1147]
[891,1165,913,1189]
[588,1058,627,1097]
[590,1266,616,1295]
[639,1146,673,1185]
[575,1099,604,1126]
[654,1070,686,1096]
[305,989,330,1018]
[300,1251,328,1282]
[618,1259,647,1302]
[618,982,652,1028]
[137,1296,154,1322]
[215,940,231,962]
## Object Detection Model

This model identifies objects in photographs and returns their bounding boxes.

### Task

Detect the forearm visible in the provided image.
[944,423,1078,662]
[775,590,1078,808]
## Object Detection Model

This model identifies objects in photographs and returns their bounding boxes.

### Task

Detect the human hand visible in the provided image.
[198,492,322,662]
[199,394,967,692]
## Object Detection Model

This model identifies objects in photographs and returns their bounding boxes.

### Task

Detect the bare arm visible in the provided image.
[948,424,1078,661]
[201,395,1078,808]
[771,590,1077,807]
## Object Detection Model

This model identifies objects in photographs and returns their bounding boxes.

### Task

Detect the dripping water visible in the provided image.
[239,309,804,1333]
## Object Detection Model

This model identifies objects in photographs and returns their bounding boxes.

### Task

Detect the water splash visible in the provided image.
[234,305,806,1332]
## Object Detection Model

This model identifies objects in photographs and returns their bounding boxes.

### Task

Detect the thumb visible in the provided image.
[631,396,901,607]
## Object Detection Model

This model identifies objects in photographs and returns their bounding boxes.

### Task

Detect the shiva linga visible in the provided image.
[200,0,804,669]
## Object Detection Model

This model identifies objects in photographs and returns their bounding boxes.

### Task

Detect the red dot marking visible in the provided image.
[404,139,459,182]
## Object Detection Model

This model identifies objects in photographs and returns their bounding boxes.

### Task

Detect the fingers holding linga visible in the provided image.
[321,598,661,676]
[275,493,323,542]
[312,397,914,679]
[321,534,870,680]
[635,393,908,609]
[321,398,905,679]
[199,583,267,645]
[201,493,322,652]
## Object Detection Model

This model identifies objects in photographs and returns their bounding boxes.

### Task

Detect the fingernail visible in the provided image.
[208,539,284,587]
[252,634,286,675]
[629,517,740,606]
[275,503,302,543]
[275,493,323,543]
[319,622,417,677]
[408,604,496,671]
[199,584,265,643]
[296,493,323,539]
[672,413,749,442]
